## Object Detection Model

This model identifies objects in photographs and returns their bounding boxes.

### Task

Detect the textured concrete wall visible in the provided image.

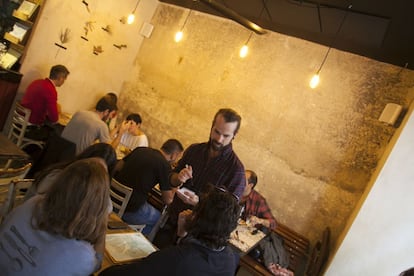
[118,4,414,246]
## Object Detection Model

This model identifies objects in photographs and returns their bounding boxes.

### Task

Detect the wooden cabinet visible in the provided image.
[1,0,43,71]
[0,69,23,131]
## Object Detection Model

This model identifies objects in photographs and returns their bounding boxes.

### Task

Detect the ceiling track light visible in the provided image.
[198,0,266,35]
[310,4,352,89]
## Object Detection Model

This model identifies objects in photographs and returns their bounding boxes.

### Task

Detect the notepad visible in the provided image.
[105,232,158,263]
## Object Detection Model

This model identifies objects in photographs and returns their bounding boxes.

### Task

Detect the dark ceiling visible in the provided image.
[160,0,414,70]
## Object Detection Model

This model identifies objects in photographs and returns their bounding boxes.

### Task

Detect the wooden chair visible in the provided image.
[147,204,169,242]
[7,102,45,150]
[305,227,331,276]
[0,178,33,223]
[0,162,32,185]
[275,223,311,275]
[110,178,133,218]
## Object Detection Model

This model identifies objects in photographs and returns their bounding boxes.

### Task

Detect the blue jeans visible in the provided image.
[122,202,160,235]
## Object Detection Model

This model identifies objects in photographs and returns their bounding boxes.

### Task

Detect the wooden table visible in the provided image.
[98,213,135,274]
[58,112,72,126]
[97,213,157,274]
[0,133,29,161]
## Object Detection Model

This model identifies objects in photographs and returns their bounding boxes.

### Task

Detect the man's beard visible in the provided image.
[102,113,110,122]
[210,139,224,151]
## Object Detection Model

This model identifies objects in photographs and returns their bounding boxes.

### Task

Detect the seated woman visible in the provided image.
[24,142,117,200]
[113,113,148,157]
[99,188,241,276]
[0,158,111,275]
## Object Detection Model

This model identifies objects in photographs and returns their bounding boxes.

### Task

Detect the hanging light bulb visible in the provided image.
[309,47,329,89]
[175,31,183,42]
[239,32,253,58]
[175,9,192,43]
[127,13,135,24]
[308,5,352,89]
[309,73,320,89]
[126,0,140,25]
[239,45,249,58]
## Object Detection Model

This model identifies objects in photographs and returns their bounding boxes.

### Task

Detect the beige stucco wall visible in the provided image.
[7,0,414,253]
[325,102,414,275]
[117,4,414,246]
[15,0,158,113]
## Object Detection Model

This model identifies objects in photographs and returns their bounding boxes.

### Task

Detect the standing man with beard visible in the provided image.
[153,108,246,248]
[62,97,129,154]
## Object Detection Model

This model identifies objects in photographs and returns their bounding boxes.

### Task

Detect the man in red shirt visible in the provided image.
[21,64,69,140]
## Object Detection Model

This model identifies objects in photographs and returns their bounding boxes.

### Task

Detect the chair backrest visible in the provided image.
[0,163,32,186]
[27,132,76,177]
[147,204,168,242]
[8,102,31,147]
[7,102,44,150]
[0,178,34,223]
[306,227,331,276]
[274,223,311,275]
[110,178,133,218]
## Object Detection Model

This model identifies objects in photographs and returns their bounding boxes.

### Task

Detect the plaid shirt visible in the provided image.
[241,189,277,230]
[168,142,246,224]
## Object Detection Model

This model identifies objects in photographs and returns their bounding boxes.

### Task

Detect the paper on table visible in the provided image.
[105,232,157,263]
[229,224,266,253]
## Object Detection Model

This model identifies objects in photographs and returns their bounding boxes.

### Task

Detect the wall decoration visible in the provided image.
[113,44,127,49]
[81,20,95,41]
[93,45,103,55]
[55,28,71,57]
[101,25,113,35]
[82,0,90,13]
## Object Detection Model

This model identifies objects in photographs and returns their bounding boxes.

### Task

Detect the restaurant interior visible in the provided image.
[1,0,413,275]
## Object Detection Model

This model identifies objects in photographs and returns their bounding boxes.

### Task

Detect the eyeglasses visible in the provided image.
[215,186,240,202]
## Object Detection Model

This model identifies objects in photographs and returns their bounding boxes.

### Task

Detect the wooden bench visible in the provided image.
[239,223,310,276]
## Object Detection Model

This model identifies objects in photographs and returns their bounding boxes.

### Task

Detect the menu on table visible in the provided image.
[229,223,266,253]
[105,232,158,263]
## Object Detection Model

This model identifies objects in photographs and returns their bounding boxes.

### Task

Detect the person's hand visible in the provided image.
[118,120,130,135]
[177,209,193,237]
[248,215,264,226]
[183,191,199,206]
[176,187,199,206]
[177,164,193,184]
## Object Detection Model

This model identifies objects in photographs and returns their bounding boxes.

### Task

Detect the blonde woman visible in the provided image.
[0,158,111,275]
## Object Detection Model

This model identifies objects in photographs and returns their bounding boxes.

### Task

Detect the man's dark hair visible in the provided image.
[212,108,242,135]
[246,169,258,189]
[161,139,184,154]
[49,64,70,79]
[105,92,118,105]
[126,113,142,125]
[187,188,240,249]
[96,97,117,112]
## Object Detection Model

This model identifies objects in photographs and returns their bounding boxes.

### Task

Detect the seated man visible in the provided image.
[21,64,70,140]
[240,169,277,230]
[61,96,128,154]
[99,187,240,276]
[114,139,184,235]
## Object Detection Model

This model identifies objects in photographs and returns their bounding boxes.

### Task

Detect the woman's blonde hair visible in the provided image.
[33,158,110,244]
